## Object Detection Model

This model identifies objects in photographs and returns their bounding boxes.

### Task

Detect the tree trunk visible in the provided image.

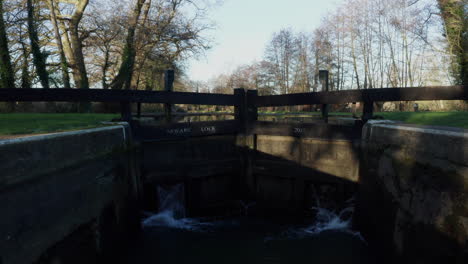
[47,0,71,89]
[27,0,50,89]
[111,0,147,90]
[438,0,467,85]
[0,0,15,112]
[54,2,78,85]
[68,0,89,90]
[0,0,15,89]
[102,47,110,89]
[20,37,33,111]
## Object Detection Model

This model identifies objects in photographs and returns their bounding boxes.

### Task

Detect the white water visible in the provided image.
[142,184,212,231]
[142,210,211,231]
[143,184,363,240]
[302,206,353,234]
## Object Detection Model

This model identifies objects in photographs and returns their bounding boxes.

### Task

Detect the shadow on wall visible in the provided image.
[139,124,362,218]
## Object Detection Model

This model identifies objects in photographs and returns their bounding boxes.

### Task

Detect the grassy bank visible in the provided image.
[259,111,468,128]
[377,112,468,128]
[0,113,118,135]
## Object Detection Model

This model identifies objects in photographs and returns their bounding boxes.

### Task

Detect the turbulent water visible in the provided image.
[127,185,375,264]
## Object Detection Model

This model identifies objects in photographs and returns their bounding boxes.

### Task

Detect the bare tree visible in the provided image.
[438,0,467,85]
[0,0,15,89]
[46,0,71,88]
[27,0,49,89]
[110,0,147,90]
[53,0,89,90]
[265,28,297,94]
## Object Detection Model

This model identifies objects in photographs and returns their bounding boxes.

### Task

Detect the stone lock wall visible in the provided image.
[250,134,361,212]
[358,121,468,263]
[140,135,244,215]
[0,125,141,264]
[3,119,467,264]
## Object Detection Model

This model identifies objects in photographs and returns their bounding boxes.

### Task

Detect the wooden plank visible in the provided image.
[252,121,362,140]
[254,86,467,107]
[1,86,466,107]
[0,88,240,106]
[134,120,241,141]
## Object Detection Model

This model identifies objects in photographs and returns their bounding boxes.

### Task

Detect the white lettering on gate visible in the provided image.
[201,126,216,133]
[293,128,304,134]
[166,127,192,135]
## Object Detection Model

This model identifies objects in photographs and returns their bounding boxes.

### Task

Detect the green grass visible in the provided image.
[260,111,352,116]
[0,113,118,136]
[376,112,468,129]
[260,111,468,128]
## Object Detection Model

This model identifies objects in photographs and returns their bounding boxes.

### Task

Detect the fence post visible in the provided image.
[137,102,142,118]
[164,69,175,123]
[235,88,258,201]
[351,102,357,117]
[319,70,329,123]
[362,101,374,122]
[234,88,246,132]
[120,101,132,122]
[246,90,258,134]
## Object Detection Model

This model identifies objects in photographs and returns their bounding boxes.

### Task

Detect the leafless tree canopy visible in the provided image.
[0,0,464,98]
[0,0,215,92]
[201,0,459,95]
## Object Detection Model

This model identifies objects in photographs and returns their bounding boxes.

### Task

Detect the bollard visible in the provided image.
[319,70,329,123]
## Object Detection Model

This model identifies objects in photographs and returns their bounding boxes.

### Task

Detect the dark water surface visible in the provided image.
[125,217,376,264]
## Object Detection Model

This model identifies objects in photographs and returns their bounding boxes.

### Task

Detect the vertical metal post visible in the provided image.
[164,69,175,123]
[319,70,329,123]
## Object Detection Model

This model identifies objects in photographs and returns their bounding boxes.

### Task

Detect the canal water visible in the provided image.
[124,185,377,264]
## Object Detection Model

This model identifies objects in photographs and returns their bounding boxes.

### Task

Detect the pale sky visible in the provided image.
[187,0,344,82]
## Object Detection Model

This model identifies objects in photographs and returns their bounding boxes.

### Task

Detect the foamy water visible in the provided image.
[303,207,353,234]
[142,184,214,231]
[142,210,212,231]
[143,183,363,242]
[132,185,374,264]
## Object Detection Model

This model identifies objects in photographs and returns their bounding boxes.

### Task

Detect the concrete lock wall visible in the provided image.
[3,118,467,264]
[0,125,141,264]
[141,135,244,215]
[251,134,361,211]
[140,131,361,215]
[358,121,468,262]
